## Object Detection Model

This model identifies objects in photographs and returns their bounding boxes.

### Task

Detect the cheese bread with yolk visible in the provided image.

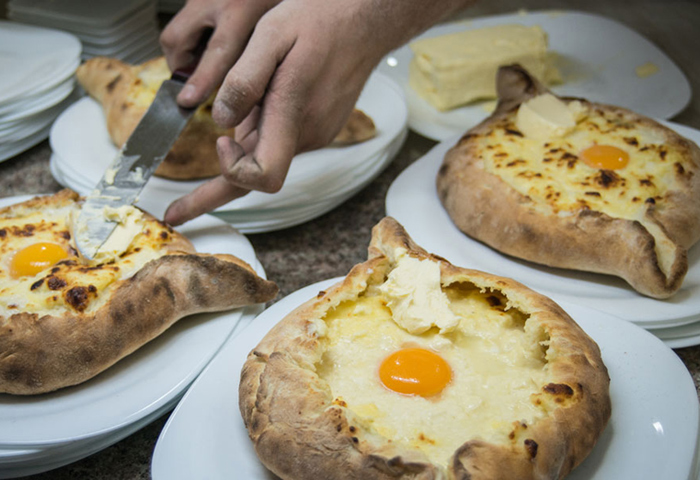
[437,65,700,298]
[239,217,610,480]
[0,190,278,394]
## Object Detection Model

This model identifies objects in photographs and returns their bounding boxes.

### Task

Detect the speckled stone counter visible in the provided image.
[2,0,700,478]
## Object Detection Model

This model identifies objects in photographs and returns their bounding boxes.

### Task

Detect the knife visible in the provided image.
[74,67,197,261]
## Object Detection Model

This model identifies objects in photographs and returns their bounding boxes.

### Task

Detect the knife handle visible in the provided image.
[171,27,213,83]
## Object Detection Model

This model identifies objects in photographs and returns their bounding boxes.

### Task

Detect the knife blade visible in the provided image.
[75,71,196,261]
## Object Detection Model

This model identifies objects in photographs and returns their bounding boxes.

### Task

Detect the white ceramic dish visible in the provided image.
[0,195,265,447]
[0,21,81,106]
[0,80,74,124]
[0,124,52,163]
[0,395,182,479]
[210,129,407,233]
[0,76,74,118]
[8,0,151,30]
[0,93,76,143]
[0,305,263,480]
[385,120,700,331]
[50,71,407,224]
[377,10,691,141]
[152,277,700,480]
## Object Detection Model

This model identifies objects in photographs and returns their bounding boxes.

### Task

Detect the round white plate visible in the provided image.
[0,21,81,106]
[0,78,75,122]
[8,0,152,30]
[0,93,76,143]
[647,319,700,350]
[385,120,700,330]
[0,305,263,480]
[49,71,408,221]
[377,10,691,141]
[152,277,700,480]
[0,123,51,163]
[210,129,407,233]
[0,195,265,447]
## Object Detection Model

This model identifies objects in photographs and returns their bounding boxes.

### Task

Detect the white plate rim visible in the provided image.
[384,121,700,329]
[0,194,266,447]
[377,9,692,141]
[151,277,700,480]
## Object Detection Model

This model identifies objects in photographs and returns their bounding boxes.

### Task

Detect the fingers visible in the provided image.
[234,105,261,153]
[164,140,251,225]
[164,175,250,226]
[211,25,284,128]
[160,2,210,77]
[162,0,277,108]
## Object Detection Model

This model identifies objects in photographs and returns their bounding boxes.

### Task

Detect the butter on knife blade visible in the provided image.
[75,75,196,261]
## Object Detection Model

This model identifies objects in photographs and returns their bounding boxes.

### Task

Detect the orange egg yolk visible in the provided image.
[580,144,630,170]
[379,347,452,397]
[10,242,69,278]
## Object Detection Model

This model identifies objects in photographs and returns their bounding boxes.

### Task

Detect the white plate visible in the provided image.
[8,0,151,30]
[0,123,51,163]
[211,129,407,233]
[377,10,691,141]
[49,71,407,222]
[0,195,265,447]
[385,120,700,330]
[0,21,81,106]
[0,305,263,480]
[0,92,77,143]
[152,277,700,480]
[0,78,74,122]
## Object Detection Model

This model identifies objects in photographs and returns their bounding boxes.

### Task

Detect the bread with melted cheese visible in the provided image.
[76,57,232,180]
[436,65,700,298]
[239,217,610,480]
[0,190,278,394]
[76,57,376,180]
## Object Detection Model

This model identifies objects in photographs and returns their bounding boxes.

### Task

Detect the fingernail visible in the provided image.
[178,84,197,104]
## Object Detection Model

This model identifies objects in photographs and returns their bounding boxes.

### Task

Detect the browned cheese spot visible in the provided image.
[595,170,621,188]
[46,276,67,290]
[543,383,574,396]
[524,439,538,458]
[106,74,122,93]
[65,285,95,312]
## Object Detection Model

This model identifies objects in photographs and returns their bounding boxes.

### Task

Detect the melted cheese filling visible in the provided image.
[316,283,550,466]
[0,201,176,317]
[478,106,686,274]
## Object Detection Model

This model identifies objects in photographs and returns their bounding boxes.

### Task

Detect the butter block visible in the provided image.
[409,24,559,111]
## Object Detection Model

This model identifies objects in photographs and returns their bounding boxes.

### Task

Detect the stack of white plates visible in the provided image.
[0,21,81,163]
[7,0,161,63]
[157,0,185,14]
[0,196,267,479]
[49,70,408,233]
[385,126,700,349]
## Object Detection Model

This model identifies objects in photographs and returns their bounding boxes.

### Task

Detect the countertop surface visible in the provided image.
[2,0,700,478]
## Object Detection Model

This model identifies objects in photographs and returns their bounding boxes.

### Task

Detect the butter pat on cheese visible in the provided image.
[409,24,559,110]
[378,254,459,334]
[515,93,586,140]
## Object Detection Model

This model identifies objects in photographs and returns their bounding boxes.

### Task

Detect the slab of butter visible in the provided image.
[409,24,560,111]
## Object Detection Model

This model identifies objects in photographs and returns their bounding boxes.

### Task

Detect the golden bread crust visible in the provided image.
[76,57,232,180]
[239,217,610,480]
[76,57,377,180]
[331,108,377,145]
[436,65,700,298]
[0,191,278,394]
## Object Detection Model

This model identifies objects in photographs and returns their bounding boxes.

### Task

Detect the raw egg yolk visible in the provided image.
[580,145,629,170]
[379,347,452,397]
[10,242,69,278]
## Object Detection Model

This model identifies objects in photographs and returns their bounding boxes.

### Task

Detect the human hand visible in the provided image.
[162,0,474,226]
